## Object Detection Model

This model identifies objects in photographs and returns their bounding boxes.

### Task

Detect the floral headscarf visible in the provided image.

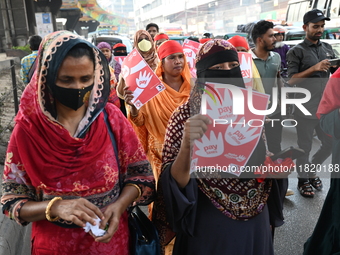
[153,39,270,249]
[24,30,110,138]
[191,39,245,115]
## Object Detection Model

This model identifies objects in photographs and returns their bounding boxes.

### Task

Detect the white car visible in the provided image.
[92,34,133,53]
[283,39,340,58]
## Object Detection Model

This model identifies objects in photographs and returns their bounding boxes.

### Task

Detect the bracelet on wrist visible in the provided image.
[45,197,62,222]
[125,183,142,201]
[129,107,139,118]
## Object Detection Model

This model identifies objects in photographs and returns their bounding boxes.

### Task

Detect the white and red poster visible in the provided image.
[238,52,253,90]
[114,56,126,66]
[190,83,269,177]
[35,12,53,38]
[121,49,165,109]
[182,39,201,78]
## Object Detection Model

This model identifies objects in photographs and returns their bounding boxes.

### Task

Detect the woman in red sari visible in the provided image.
[1,31,155,255]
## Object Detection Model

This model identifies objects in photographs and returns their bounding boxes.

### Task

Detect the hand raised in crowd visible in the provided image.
[314,59,331,72]
[171,114,211,188]
[123,86,139,116]
[123,86,134,106]
[181,114,211,150]
[51,198,104,227]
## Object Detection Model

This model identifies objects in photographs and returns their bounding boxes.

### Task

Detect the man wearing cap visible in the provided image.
[287,9,335,198]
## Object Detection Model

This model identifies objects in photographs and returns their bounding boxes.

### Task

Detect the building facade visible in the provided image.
[134,0,289,35]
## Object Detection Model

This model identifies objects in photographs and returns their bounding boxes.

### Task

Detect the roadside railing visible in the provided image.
[0,59,24,145]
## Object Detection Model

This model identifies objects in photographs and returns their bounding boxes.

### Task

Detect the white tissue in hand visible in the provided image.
[83,217,106,237]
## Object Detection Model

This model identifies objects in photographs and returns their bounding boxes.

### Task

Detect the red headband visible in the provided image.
[227,35,250,51]
[113,43,126,49]
[154,34,169,41]
[157,40,183,60]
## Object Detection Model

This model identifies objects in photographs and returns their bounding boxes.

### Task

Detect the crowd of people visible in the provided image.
[1,8,339,255]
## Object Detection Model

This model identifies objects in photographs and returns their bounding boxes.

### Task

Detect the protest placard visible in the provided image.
[182,39,201,78]
[238,52,253,90]
[191,82,269,177]
[121,49,165,109]
[114,56,126,66]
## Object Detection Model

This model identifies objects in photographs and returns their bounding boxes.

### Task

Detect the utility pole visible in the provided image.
[196,5,199,35]
[0,0,12,49]
[5,0,16,40]
[185,0,188,34]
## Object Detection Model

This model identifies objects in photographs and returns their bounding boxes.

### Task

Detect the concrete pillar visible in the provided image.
[0,0,12,49]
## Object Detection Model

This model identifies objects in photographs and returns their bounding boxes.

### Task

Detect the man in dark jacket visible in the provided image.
[287,9,335,198]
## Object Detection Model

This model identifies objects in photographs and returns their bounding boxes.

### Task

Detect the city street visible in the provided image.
[0,0,337,251]
[0,123,334,255]
[0,54,333,255]
[274,125,332,255]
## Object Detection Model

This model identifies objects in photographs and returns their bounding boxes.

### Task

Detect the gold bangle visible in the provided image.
[129,107,139,118]
[45,197,62,222]
[125,183,142,201]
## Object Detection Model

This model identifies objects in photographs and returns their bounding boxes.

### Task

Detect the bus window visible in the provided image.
[286,5,293,21]
[286,0,313,24]
[293,2,301,21]
[299,2,309,20]
[329,0,340,18]
[315,0,327,11]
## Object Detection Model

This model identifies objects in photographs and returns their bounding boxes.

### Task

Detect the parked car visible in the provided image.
[285,26,302,31]
[323,27,340,39]
[92,34,133,53]
[168,36,194,45]
[223,32,248,40]
[284,27,340,41]
[285,29,305,41]
[283,39,340,58]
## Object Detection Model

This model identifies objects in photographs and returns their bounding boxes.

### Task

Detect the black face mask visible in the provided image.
[200,66,245,88]
[114,49,127,56]
[53,84,94,111]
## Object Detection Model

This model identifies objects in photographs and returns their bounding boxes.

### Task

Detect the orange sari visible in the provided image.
[128,58,192,183]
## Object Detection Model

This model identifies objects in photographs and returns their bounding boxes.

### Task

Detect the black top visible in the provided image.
[161,166,274,255]
[303,109,340,254]
[287,38,335,119]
